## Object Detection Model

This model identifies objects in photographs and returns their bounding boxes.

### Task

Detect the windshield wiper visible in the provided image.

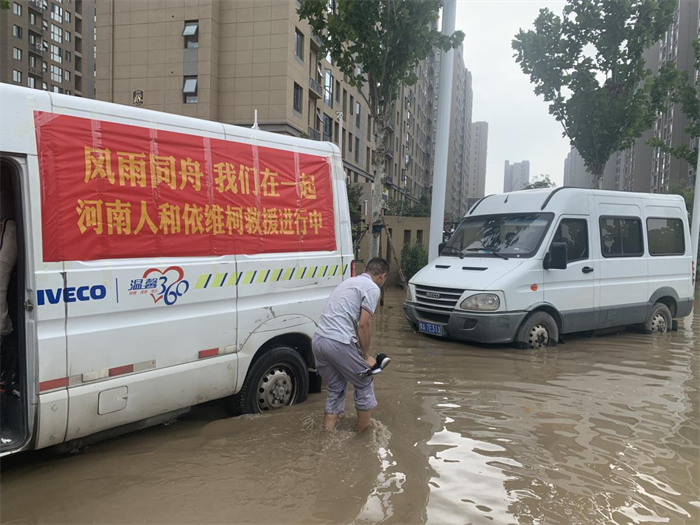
[441,246,464,258]
[465,247,509,260]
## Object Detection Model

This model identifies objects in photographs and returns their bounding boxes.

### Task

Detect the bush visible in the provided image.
[401,242,428,281]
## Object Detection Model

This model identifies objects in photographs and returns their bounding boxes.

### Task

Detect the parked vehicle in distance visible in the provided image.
[404,188,695,349]
[0,84,353,457]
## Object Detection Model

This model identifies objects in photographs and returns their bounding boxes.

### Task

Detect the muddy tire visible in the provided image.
[641,303,672,335]
[230,345,309,416]
[514,312,559,350]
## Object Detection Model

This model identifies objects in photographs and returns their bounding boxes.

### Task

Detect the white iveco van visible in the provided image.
[0,85,353,456]
[405,188,695,349]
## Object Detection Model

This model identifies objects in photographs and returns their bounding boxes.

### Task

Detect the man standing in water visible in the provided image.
[312,258,390,433]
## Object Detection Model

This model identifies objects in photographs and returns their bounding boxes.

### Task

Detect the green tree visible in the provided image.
[524,174,556,189]
[0,0,10,9]
[512,0,676,188]
[297,0,463,256]
[648,39,699,169]
[401,242,428,281]
[346,181,363,224]
[384,194,432,217]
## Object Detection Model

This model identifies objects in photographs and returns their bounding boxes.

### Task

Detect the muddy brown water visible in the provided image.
[1,289,698,525]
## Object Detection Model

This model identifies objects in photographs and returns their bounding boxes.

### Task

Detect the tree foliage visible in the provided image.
[401,242,428,281]
[648,39,700,169]
[346,181,363,224]
[297,0,463,192]
[524,174,557,189]
[384,194,432,217]
[0,0,10,9]
[512,0,676,187]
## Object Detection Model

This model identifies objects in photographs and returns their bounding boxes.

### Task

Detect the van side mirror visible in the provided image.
[544,242,568,270]
[438,242,446,256]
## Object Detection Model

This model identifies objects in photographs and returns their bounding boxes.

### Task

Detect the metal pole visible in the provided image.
[429,0,456,262]
[691,152,700,271]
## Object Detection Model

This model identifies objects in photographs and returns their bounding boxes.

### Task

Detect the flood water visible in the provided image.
[1,289,698,525]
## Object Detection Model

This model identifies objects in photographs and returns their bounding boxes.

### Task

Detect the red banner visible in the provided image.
[34,112,336,262]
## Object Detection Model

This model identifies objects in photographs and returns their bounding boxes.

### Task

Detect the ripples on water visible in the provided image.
[0,291,698,525]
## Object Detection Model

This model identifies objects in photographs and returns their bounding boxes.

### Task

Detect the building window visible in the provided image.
[293,83,302,113]
[647,218,685,256]
[65,50,71,62]
[42,60,48,72]
[29,55,36,68]
[335,80,340,103]
[13,70,22,83]
[183,76,198,103]
[28,76,36,89]
[29,11,36,25]
[323,113,333,141]
[51,24,63,43]
[348,132,353,152]
[65,11,71,22]
[349,95,354,115]
[29,33,36,46]
[324,69,333,107]
[13,47,22,61]
[355,102,361,127]
[13,2,22,16]
[51,3,63,22]
[42,82,48,90]
[13,25,22,39]
[355,137,360,162]
[65,30,71,42]
[295,28,304,60]
[51,44,63,63]
[65,70,71,81]
[182,21,199,48]
[50,64,63,83]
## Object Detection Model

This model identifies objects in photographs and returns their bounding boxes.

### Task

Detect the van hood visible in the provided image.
[410,256,525,291]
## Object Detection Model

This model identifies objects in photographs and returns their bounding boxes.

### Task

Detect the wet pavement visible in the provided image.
[1,289,698,525]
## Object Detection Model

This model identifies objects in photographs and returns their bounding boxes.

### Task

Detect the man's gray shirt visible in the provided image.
[316,274,380,345]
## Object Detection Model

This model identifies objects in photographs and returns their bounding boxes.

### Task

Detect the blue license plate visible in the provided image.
[419,321,443,336]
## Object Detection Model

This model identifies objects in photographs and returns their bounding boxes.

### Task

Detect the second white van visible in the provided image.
[404,188,695,349]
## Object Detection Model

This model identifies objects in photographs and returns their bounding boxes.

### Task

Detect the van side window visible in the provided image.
[647,218,685,256]
[553,219,588,262]
[600,217,644,257]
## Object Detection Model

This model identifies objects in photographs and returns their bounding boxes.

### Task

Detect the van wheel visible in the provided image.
[515,312,559,350]
[230,346,309,416]
[643,303,672,334]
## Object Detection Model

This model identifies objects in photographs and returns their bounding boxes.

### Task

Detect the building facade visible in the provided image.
[650,0,699,192]
[1,0,97,97]
[503,160,530,192]
[469,121,488,198]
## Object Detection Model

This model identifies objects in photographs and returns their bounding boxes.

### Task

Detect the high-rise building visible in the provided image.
[503,160,530,192]
[443,44,473,218]
[650,0,699,192]
[1,0,97,97]
[469,121,488,198]
[94,0,451,209]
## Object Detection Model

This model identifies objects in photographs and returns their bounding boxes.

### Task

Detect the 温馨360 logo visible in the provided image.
[128,266,189,306]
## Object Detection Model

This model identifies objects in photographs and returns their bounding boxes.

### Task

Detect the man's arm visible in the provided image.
[358,308,373,359]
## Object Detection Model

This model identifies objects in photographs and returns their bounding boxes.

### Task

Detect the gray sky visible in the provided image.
[456,0,571,193]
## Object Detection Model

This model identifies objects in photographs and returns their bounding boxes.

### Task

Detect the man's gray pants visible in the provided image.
[312,333,377,415]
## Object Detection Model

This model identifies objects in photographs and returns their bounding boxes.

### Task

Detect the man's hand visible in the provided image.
[365,355,376,368]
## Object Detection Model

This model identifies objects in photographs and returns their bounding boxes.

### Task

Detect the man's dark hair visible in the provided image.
[365,258,390,276]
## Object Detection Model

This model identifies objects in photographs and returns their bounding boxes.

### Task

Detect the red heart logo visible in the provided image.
[142,266,185,304]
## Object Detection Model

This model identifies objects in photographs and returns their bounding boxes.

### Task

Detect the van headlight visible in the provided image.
[460,293,500,311]
[405,284,415,303]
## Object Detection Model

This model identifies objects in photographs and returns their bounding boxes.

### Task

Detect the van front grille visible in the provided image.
[414,285,464,312]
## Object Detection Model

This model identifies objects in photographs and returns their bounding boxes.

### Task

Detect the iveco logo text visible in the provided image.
[426,292,441,299]
[37,285,107,306]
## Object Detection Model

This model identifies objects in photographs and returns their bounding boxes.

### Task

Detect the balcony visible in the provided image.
[307,127,320,141]
[309,76,322,99]
[30,0,45,11]
[28,66,41,76]
[387,120,395,132]
[311,33,323,49]
[30,44,46,55]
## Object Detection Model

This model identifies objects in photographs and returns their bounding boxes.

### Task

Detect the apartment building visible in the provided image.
[1,0,96,97]
[503,160,530,192]
[650,0,699,192]
[469,121,488,198]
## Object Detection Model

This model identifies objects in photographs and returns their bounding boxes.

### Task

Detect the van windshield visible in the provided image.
[443,213,554,259]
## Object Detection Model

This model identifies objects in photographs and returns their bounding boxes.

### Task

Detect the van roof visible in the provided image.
[0,84,340,159]
[468,187,686,217]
